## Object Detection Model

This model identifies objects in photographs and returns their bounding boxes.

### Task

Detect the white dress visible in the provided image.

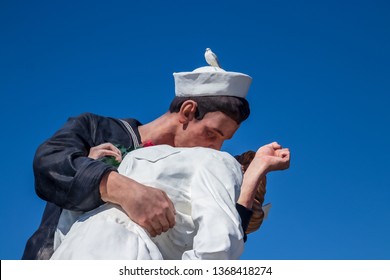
[51,145,244,260]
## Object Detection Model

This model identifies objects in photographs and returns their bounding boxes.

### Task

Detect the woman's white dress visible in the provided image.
[51,145,245,260]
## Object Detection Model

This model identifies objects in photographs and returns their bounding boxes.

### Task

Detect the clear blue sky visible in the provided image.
[1,0,389,260]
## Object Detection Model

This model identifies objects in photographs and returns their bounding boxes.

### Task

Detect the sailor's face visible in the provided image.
[174,111,239,150]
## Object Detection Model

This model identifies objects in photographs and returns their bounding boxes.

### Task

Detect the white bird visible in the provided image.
[205,48,221,68]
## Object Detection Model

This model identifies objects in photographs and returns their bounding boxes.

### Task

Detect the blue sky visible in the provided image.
[0,0,389,260]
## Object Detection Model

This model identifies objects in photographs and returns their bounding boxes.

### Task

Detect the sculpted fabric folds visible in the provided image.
[51,145,245,260]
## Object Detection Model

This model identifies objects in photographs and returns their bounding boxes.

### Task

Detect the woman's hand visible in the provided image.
[254,142,290,173]
[238,142,290,209]
[88,143,122,162]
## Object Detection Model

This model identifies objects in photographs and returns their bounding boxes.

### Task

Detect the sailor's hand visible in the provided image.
[100,172,176,237]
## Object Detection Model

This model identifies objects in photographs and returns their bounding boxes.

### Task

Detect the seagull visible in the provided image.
[204,48,221,68]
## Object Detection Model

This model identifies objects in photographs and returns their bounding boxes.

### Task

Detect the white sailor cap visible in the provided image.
[173,50,252,98]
